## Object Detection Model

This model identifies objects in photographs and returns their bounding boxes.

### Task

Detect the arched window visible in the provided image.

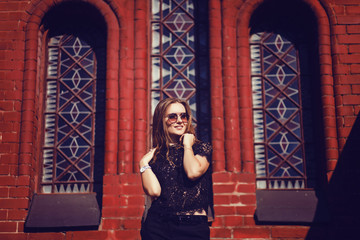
[249,0,327,223]
[249,0,322,192]
[25,2,106,229]
[150,0,210,141]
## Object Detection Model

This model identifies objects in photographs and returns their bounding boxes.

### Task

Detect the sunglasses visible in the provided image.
[166,112,189,124]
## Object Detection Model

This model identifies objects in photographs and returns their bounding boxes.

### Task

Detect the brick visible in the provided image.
[0,165,10,175]
[7,209,27,220]
[118,206,143,217]
[333,5,345,15]
[0,187,9,197]
[271,226,309,238]
[72,231,107,240]
[343,95,360,105]
[233,227,271,238]
[0,102,14,111]
[114,229,140,240]
[0,210,7,220]
[229,195,241,204]
[101,207,122,218]
[121,218,141,229]
[350,64,360,74]
[212,172,232,183]
[235,206,256,215]
[9,187,29,198]
[338,54,360,64]
[1,132,19,143]
[0,234,27,240]
[344,116,357,126]
[236,183,255,193]
[213,183,236,193]
[349,44,360,53]
[102,195,119,207]
[214,195,231,205]
[333,25,347,35]
[0,154,17,165]
[0,199,28,209]
[337,34,360,44]
[210,228,232,239]
[121,185,142,195]
[337,16,360,24]
[101,219,121,230]
[127,196,144,206]
[0,222,17,232]
[223,215,243,227]
[347,25,360,34]
[28,233,65,240]
[244,216,256,226]
[237,173,256,183]
[0,176,16,186]
[16,176,30,186]
[239,194,256,205]
[338,126,351,137]
[213,206,236,215]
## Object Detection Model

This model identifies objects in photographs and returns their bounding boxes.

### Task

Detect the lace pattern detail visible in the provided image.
[149,141,212,215]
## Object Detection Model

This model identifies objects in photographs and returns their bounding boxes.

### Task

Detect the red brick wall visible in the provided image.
[0,0,360,239]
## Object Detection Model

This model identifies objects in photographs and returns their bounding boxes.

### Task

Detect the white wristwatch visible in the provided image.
[140,165,151,173]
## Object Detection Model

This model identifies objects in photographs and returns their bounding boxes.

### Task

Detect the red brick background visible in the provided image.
[1,0,360,239]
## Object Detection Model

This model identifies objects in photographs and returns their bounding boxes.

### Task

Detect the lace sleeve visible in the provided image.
[193,141,212,163]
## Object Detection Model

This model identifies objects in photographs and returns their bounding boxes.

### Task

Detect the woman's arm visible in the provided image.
[140,149,161,197]
[182,134,210,180]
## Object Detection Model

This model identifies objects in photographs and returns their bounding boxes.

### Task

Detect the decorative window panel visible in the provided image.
[41,35,97,193]
[150,0,197,119]
[250,32,307,190]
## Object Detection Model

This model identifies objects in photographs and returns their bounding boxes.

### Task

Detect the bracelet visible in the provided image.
[140,165,151,173]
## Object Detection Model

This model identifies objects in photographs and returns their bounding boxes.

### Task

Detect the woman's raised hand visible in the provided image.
[140,148,156,166]
[181,133,195,148]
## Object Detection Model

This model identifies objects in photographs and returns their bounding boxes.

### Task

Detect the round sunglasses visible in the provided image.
[166,112,189,124]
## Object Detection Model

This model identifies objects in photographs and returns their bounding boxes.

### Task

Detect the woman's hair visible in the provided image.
[152,98,196,150]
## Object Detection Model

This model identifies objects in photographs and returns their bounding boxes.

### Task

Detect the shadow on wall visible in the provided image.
[306,113,360,240]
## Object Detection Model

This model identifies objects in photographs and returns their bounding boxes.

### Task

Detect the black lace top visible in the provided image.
[149,141,213,216]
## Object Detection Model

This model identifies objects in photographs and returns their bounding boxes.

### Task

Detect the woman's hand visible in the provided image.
[181,133,195,148]
[140,148,156,167]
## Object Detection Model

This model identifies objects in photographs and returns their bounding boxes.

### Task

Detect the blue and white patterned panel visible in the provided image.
[151,0,196,120]
[42,35,96,193]
[250,32,306,189]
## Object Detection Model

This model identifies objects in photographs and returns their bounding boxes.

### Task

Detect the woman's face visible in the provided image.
[165,102,188,143]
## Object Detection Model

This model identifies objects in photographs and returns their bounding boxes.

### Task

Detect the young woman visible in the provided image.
[140,98,213,240]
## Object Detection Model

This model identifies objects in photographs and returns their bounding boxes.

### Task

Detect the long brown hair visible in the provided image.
[151,98,196,161]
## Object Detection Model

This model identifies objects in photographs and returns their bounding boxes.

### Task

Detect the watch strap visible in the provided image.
[140,165,151,173]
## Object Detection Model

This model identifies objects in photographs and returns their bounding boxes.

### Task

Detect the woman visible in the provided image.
[140,98,213,240]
